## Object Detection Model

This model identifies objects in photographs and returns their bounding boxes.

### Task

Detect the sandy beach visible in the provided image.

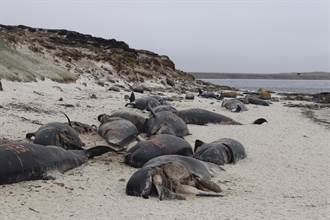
[0,77,329,220]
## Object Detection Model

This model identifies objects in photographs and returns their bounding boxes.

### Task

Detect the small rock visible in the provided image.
[58,97,63,101]
[166,78,175,87]
[108,86,120,92]
[258,88,272,100]
[185,93,194,100]
[132,85,144,93]
[271,97,280,102]
[107,77,115,83]
[96,80,105,87]
[82,82,87,87]
[90,94,97,99]
[118,178,125,182]
[0,80,3,91]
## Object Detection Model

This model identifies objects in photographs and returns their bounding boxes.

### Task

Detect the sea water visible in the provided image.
[203,79,330,93]
[204,78,330,126]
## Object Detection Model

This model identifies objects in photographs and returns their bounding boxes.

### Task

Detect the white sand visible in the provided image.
[0,77,329,220]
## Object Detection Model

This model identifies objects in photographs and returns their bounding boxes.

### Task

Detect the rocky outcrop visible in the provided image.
[279,92,330,104]
[313,92,330,104]
[258,88,272,100]
[0,24,207,91]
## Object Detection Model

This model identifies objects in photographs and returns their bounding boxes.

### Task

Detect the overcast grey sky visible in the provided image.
[0,0,329,73]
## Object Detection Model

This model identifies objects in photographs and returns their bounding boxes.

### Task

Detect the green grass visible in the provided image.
[0,39,76,82]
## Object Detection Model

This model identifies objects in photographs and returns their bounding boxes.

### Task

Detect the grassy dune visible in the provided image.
[0,40,77,82]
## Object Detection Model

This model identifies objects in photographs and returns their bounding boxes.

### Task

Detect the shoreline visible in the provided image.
[199,78,330,94]
[0,77,329,219]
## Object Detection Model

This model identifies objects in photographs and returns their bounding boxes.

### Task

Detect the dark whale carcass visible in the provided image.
[98,115,138,149]
[194,138,246,165]
[125,92,161,110]
[221,99,248,112]
[150,105,177,114]
[242,95,270,106]
[102,111,146,133]
[126,155,223,200]
[125,134,193,168]
[145,110,190,137]
[198,89,222,100]
[177,108,267,125]
[149,95,167,105]
[0,142,111,185]
[26,114,84,150]
[177,108,242,125]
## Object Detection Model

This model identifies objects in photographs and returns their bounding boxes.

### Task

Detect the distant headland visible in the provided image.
[191,72,330,80]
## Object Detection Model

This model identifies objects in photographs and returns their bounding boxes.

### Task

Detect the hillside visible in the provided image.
[0,24,228,92]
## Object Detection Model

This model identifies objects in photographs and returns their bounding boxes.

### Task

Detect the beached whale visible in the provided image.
[126,155,223,200]
[150,105,177,114]
[242,95,270,106]
[26,114,84,150]
[194,138,246,165]
[177,108,241,125]
[145,110,190,137]
[98,115,138,149]
[221,99,248,112]
[125,92,162,110]
[102,111,146,133]
[177,108,267,125]
[198,89,222,100]
[0,142,111,185]
[124,134,193,168]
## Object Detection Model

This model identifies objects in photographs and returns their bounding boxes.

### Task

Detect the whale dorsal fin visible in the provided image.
[129,92,135,103]
[61,112,72,127]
